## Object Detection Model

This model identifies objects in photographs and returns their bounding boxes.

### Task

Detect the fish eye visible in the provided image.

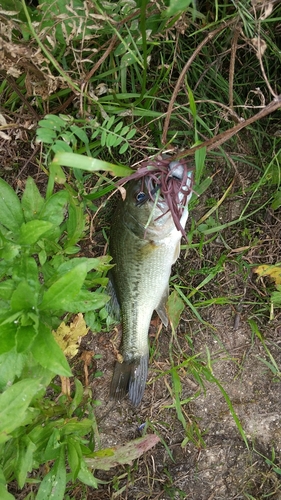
[136,191,146,202]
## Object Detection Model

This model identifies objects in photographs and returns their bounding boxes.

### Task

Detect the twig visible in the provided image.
[84,35,118,83]
[229,24,241,109]
[0,71,40,120]
[172,95,281,160]
[161,19,237,145]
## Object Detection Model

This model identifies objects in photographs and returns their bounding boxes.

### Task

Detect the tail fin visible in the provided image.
[110,355,149,406]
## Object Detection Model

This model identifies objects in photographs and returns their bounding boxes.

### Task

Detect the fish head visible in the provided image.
[121,161,193,240]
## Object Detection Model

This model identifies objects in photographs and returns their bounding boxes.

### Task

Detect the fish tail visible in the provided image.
[110,355,149,406]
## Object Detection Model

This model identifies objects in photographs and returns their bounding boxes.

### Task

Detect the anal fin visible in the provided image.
[155,285,169,327]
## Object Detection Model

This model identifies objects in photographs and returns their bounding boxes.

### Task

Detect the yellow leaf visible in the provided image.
[53,313,89,358]
[254,264,281,285]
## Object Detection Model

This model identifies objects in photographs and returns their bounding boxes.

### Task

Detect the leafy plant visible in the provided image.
[36,114,137,159]
[0,176,112,498]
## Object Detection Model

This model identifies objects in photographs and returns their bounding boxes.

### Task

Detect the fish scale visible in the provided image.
[109,165,193,405]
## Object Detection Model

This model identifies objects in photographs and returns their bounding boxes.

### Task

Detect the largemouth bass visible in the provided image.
[109,159,193,405]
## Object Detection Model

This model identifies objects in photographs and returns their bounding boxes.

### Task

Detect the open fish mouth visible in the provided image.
[118,155,194,236]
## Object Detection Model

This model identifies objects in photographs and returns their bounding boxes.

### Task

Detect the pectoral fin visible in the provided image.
[155,286,169,327]
[106,274,120,321]
[173,240,181,264]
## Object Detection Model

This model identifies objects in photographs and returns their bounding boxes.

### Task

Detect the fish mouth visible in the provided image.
[135,161,189,208]
[135,177,162,207]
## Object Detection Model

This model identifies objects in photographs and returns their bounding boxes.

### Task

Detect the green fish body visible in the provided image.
[109,165,192,405]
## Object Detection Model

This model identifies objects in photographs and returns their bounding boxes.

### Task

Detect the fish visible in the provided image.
[109,159,193,406]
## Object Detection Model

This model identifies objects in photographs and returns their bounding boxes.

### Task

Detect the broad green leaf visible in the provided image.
[84,311,101,332]
[0,280,14,300]
[39,262,88,311]
[19,220,53,245]
[0,350,25,392]
[49,162,66,185]
[38,190,69,226]
[36,127,57,144]
[85,435,160,470]
[119,125,129,136]
[67,438,82,480]
[0,486,14,500]
[61,418,93,436]
[126,128,137,140]
[91,129,100,140]
[0,178,24,232]
[16,325,38,353]
[38,115,66,130]
[28,419,63,452]
[15,437,36,489]
[63,245,80,255]
[114,121,123,133]
[21,177,44,222]
[51,140,73,154]
[10,281,38,311]
[0,467,15,499]
[52,152,133,177]
[70,125,89,145]
[44,429,63,461]
[0,379,42,443]
[36,446,66,500]
[0,323,16,354]
[115,136,123,147]
[12,256,38,288]
[63,290,110,313]
[119,142,129,154]
[64,201,85,249]
[107,132,117,148]
[77,458,99,488]
[0,240,20,261]
[31,323,72,377]
[56,256,112,275]
[0,311,22,326]
[69,379,84,416]
[105,115,115,130]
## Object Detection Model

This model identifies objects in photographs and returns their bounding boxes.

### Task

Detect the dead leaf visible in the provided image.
[53,313,89,358]
[118,185,127,200]
[85,434,160,470]
[60,376,71,396]
[251,37,267,58]
[254,264,281,285]
[80,350,95,386]
[167,290,185,329]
